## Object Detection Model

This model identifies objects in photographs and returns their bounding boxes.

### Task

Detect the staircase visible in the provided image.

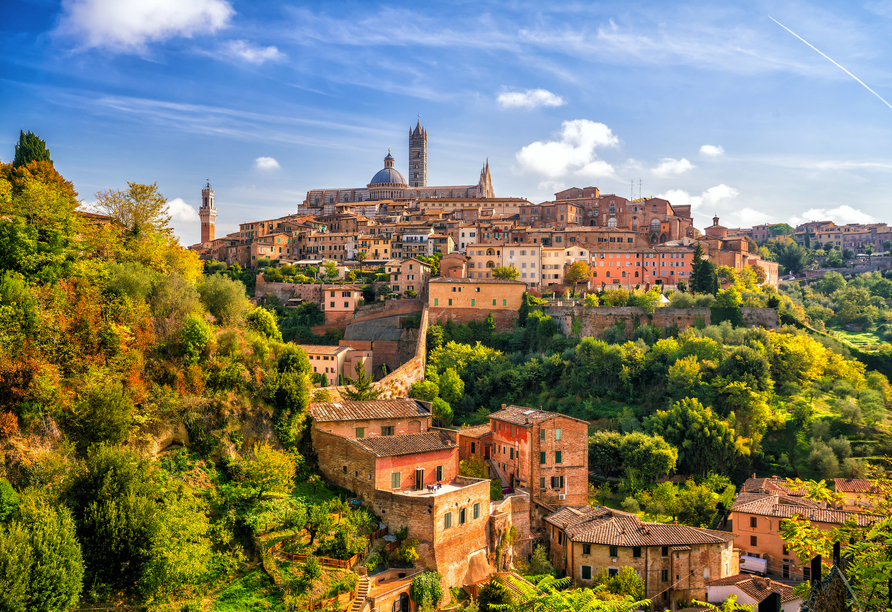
[350,576,370,612]
[487,459,510,488]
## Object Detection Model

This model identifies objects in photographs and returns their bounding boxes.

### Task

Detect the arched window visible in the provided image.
[609,202,616,215]
[486,248,495,256]
[651,219,661,232]
[608,218,617,229]
[486,260,495,268]
[632,217,638,231]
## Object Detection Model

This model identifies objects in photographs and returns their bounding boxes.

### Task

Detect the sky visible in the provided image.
[3,0,892,245]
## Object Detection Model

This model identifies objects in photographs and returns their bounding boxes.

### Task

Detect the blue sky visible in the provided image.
[3,0,892,245]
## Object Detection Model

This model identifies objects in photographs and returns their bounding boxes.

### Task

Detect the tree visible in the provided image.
[431,397,454,427]
[323,260,340,281]
[94,182,173,235]
[691,244,720,295]
[718,346,772,392]
[0,522,32,611]
[0,480,19,523]
[409,379,439,402]
[667,354,702,397]
[619,432,677,482]
[356,251,367,270]
[198,274,249,325]
[343,361,381,401]
[477,575,513,612]
[438,367,465,405]
[247,306,282,341]
[12,131,52,168]
[410,571,444,607]
[240,443,296,501]
[644,398,747,475]
[524,544,555,577]
[492,265,519,280]
[564,261,591,284]
[71,378,134,451]
[593,566,644,601]
[459,457,489,478]
[818,271,846,295]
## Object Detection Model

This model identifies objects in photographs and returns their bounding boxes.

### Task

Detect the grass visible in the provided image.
[211,570,287,611]
[829,327,884,348]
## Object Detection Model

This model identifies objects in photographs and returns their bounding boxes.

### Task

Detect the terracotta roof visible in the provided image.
[742,477,809,497]
[708,574,799,603]
[458,424,493,439]
[834,478,880,494]
[308,399,430,423]
[489,405,587,427]
[299,345,350,355]
[428,277,527,285]
[545,506,736,547]
[731,494,878,526]
[352,430,456,457]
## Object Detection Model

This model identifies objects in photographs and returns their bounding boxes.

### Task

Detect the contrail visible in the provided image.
[769,15,892,111]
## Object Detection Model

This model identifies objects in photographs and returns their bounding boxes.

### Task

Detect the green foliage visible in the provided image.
[0,480,19,523]
[0,522,32,611]
[95,182,173,236]
[13,131,52,168]
[246,306,282,341]
[431,397,454,427]
[198,274,249,326]
[593,566,644,601]
[524,544,554,577]
[492,265,519,280]
[477,575,513,612]
[459,456,489,478]
[410,571,444,606]
[409,379,439,402]
[180,313,212,364]
[342,361,380,401]
[490,479,503,501]
[238,443,296,501]
[588,431,677,481]
[438,367,464,405]
[71,377,134,451]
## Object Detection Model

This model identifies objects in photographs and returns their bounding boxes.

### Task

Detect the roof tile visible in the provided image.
[309,399,430,423]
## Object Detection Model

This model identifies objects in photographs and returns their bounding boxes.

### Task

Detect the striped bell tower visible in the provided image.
[199,179,216,243]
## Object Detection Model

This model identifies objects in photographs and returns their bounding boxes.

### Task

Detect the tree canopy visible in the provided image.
[12,131,52,169]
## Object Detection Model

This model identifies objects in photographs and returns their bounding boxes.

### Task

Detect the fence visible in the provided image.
[267,541,364,570]
[301,589,356,611]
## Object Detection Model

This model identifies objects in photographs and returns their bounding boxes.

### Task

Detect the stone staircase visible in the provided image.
[488,459,510,488]
[350,576,370,612]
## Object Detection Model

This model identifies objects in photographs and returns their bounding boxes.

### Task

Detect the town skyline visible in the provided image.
[4,0,892,245]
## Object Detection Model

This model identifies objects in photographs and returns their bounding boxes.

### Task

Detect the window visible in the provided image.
[558,531,563,544]
[434,298,438,306]
[382,426,395,436]
[540,477,546,490]
[471,299,475,306]
[448,299,452,305]
[610,545,618,557]
[582,544,591,555]
[510,448,514,459]
[471,442,476,454]
[540,452,546,464]
[555,428,562,441]
[459,508,467,525]
[343,465,347,473]
[355,427,365,438]
[436,465,444,481]
[750,516,758,528]
[555,451,562,463]
[540,429,546,441]
[550,476,564,489]
[391,472,400,489]
[444,512,452,529]
[662,569,669,582]
[492,299,496,306]
[750,536,758,546]
[473,503,480,519]
[503,299,507,306]
[608,568,618,577]
[632,547,641,558]
[581,565,592,580]
[662,546,669,557]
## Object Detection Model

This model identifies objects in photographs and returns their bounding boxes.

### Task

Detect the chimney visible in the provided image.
[758,592,781,612]
[810,555,822,588]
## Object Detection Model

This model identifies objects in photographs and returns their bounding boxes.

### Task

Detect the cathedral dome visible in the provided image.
[369,151,408,187]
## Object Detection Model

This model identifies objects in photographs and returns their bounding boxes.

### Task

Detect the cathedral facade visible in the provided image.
[301,120,494,213]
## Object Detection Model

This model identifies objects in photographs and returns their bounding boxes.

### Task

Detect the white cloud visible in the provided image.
[658,184,739,212]
[222,40,285,64]
[789,205,876,226]
[728,207,775,227]
[255,156,281,170]
[498,89,565,109]
[57,0,234,52]
[516,119,618,179]
[167,198,199,222]
[652,158,695,176]
[700,145,724,157]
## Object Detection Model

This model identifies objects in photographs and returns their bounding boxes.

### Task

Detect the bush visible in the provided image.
[410,571,443,606]
[490,479,503,501]
[180,313,212,364]
[108,262,156,300]
[247,307,282,342]
[71,378,134,451]
[620,496,640,513]
[198,274,249,326]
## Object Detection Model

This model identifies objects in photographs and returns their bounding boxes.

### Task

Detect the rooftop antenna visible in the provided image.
[630,179,633,201]
[639,178,643,200]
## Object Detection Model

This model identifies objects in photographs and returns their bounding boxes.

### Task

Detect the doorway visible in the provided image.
[415,469,424,490]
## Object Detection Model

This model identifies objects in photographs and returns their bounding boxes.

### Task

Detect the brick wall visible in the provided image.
[428,307,517,331]
[313,413,432,440]
[311,429,378,500]
[489,494,533,569]
[544,306,779,338]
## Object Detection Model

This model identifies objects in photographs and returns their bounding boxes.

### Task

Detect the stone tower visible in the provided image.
[199,180,216,243]
[409,118,427,187]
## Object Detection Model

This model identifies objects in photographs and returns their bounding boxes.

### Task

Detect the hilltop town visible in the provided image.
[2,128,891,612]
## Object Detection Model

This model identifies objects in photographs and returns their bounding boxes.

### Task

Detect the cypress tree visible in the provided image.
[12,131,52,168]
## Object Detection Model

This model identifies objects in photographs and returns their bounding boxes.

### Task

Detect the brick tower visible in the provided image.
[409,118,427,187]
[199,180,216,243]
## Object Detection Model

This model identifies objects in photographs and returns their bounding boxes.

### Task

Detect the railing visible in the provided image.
[301,588,356,611]
[266,540,363,570]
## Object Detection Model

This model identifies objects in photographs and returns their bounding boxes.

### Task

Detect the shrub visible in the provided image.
[198,274,249,326]
[410,571,443,606]
[0,412,18,439]
[180,314,212,364]
[490,479,503,501]
[71,379,134,451]
[108,262,156,300]
[247,307,282,342]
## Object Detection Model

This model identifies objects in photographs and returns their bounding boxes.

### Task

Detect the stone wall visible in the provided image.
[544,305,778,338]
[312,308,428,403]
[255,276,324,302]
[489,493,533,569]
[428,307,517,331]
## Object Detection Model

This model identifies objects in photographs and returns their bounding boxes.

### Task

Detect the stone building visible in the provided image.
[487,406,589,510]
[301,345,371,387]
[729,477,876,580]
[427,278,527,329]
[311,426,490,587]
[833,478,881,511]
[309,399,433,440]
[386,258,431,297]
[544,506,738,609]
[707,574,802,612]
[455,424,492,462]
[302,122,494,209]
[199,180,216,243]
